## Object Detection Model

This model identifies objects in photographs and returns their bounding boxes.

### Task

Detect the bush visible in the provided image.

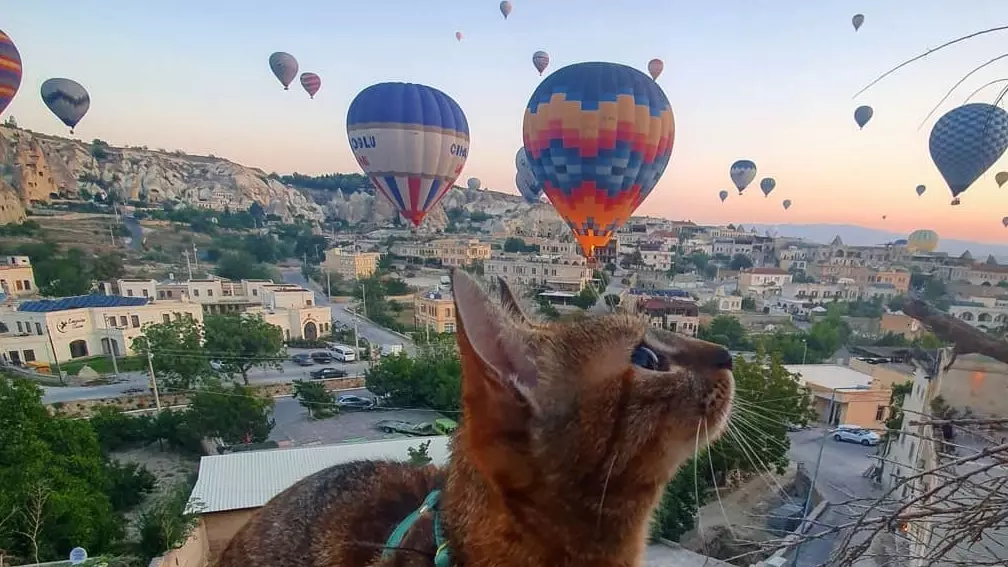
[90,406,152,452]
[105,461,157,511]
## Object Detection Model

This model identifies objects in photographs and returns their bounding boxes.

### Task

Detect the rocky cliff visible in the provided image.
[0,124,543,229]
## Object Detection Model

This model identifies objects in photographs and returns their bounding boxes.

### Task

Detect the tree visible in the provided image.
[203,314,285,384]
[729,254,753,271]
[365,346,462,414]
[291,379,336,418]
[697,315,751,351]
[699,299,719,315]
[186,381,275,445]
[503,237,539,253]
[215,251,274,281]
[741,296,756,311]
[92,252,126,282]
[407,441,433,466]
[570,287,597,310]
[650,460,708,542]
[0,377,124,563]
[133,318,210,390]
[135,480,201,560]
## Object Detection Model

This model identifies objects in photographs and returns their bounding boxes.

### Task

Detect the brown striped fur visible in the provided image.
[216,269,734,567]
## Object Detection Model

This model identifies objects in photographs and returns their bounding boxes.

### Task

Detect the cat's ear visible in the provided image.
[497,276,533,325]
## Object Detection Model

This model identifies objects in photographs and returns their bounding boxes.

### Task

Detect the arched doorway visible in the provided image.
[303,321,318,341]
[69,339,89,358]
[100,338,120,356]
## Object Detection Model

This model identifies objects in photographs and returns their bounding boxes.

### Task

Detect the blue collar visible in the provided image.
[382,489,452,567]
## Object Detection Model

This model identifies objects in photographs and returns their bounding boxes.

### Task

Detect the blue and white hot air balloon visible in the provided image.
[760,177,776,197]
[346,82,469,227]
[515,149,543,203]
[730,160,757,194]
[40,78,90,134]
[929,103,1008,205]
[718,190,729,203]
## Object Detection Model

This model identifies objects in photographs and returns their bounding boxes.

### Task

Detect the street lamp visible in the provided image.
[802,338,808,365]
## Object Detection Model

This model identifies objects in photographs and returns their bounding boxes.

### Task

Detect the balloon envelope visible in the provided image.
[996,171,1008,187]
[467,177,481,191]
[929,103,1008,200]
[907,229,939,252]
[718,190,728,203]
[782,199,792,210]
[0,30,22,118]
[532,51,550,75]
[852,14,864,31]
[648,59,664,80]
[500,1,512,19]
[456,32,463,41]
[730,160,757,193]
[268,52,298,90]
[40,78,90,133]
[916,184,926,196]
[346,82,469,227]
[299,72,321,98]
[523,62,675,257]
[854,105,873,129]
[1003,216,1008,227]
[760,177,776,197]
[515,148,543,204]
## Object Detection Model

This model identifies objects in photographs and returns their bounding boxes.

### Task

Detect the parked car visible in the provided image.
[310,367,348,380]
[292,353,314,366]
[433,418,458,435]
[123,385,146,395]
[374,419,439,436]
[831,425,880,446]
[209,359,223,371]
[310,351,334,364]
[336,394,375,410]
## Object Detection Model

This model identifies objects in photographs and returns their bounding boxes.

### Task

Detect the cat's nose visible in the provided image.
[713,347,733,371]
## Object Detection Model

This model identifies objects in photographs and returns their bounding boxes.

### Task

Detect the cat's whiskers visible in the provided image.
[723,422,797,505]
[704,418,737,540]
[693,422,710,564]
[728,406,794,453]
[595,451,619,534]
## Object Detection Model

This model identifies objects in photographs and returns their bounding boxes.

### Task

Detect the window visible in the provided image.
[127,289,134,297]
[14,280,22,291]
[162,314,171,323]
[307,299,312,305]
[142,288,149,297]
[174,313,182,321]
[207,289,213,296]
[15,321,22,333]
[167,290,173,298]
[875,405,886,421]
[252,288,258,296]
[158,291,166,299]
[444,322,455,333]
[34,322,42,335]
[107,316,116,327]
[22,349,35,362]
[131,315,140,328]
[193,289,200,297]
[119,316,128,327]
[23,280,30,290]
[185,312,194,321]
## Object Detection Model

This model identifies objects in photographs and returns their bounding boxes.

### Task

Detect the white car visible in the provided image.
[831,425,881,446]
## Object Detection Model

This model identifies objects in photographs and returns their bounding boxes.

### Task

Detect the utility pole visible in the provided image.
[361,284,368,319]
[192,243,199,271]
[326,270,331,298]
[104,318,119,379]
[146,349,162,412]
[184,250,193,281]
[802,339,808,365]
[794,388,840,563]
[44,324,64,385]
[109,224,116,247]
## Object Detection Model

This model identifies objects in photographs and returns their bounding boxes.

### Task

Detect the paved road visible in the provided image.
[280,268,417,355]
[270,393,446,446]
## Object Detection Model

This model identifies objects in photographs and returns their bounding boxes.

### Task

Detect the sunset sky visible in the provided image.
[5,0,1008,244]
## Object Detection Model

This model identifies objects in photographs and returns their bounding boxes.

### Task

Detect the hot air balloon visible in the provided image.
[854,105,874,129]
[718,190,729,203]
[996,171,1008,187]
[523,62,675,257]
[730,160,757,194]
[0,30,22,118]
[455,32,463,41]
[515,148,544,204]
[882,215,888,220]
[1002,216,1008,228]
[648,59,664,81]
[907,229,939,252]
[782,199,792,210]
[916,184,927,196]
[532,51,550,75]
[760,177,776,197]
[268,52,298,90]
[467,177,481,191]
[852,14,865,31]
[40,79,90,134]
[346,82,469,227]
[929,103,1008,205]
[500,1,512,19]
[299,72,321,99]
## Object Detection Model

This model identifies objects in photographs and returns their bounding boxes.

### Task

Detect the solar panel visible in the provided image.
[18,295,150,313]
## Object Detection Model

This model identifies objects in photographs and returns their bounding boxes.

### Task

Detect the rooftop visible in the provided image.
[18,295,151,313]
[188,437,451,514]
[784,364,874,390]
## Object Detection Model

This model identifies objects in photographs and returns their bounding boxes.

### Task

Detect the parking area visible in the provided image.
[269,396,449,446]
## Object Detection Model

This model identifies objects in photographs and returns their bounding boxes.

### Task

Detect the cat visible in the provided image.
[215,269,734,567]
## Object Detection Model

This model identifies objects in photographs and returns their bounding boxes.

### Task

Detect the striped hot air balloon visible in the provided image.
[730,160,757,194]
[269,52,298,90]
[347,82,469,227]
[0,30,22,118]
[300,72,321,99]
[40,78,90,134]
[523,62,675,257]
[532,51,550,75]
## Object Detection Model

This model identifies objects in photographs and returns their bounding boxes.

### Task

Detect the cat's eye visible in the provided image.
[631,344,660,370]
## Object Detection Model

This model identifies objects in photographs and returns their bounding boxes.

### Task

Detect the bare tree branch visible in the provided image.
[899,298,1008,366]
[14,482,50,566]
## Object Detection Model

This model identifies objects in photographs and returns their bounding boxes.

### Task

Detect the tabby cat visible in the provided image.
[216,269,734,566]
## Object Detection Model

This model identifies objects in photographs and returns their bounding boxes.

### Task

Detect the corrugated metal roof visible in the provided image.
[18,295,151,313]
[188,437,451,514]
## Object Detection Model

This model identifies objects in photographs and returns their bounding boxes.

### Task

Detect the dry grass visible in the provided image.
[109,444,199,538]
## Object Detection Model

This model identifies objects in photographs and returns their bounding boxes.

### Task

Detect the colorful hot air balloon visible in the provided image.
[268,52,298,90]
[718,190,729,203]
[929,103,1008,205]
[854,105,874,129]
[500,1,512,19]
[648,59,664,81]
[532,51,550,75]
[467,177,481,191]
[456,32,463,41]
[996,171,1008,187]
[760,177,776,197]
[730,160,757,194]
[346,82,469,227]
[782,199,792,210]
[852,14,865,31]
[523,62,675,257]
[916,184,927,196]
[299,72,321,99]
[1002,216,1008,228]
[0,30,22,118]
[40,78,90,134]
[907,229,939,252]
